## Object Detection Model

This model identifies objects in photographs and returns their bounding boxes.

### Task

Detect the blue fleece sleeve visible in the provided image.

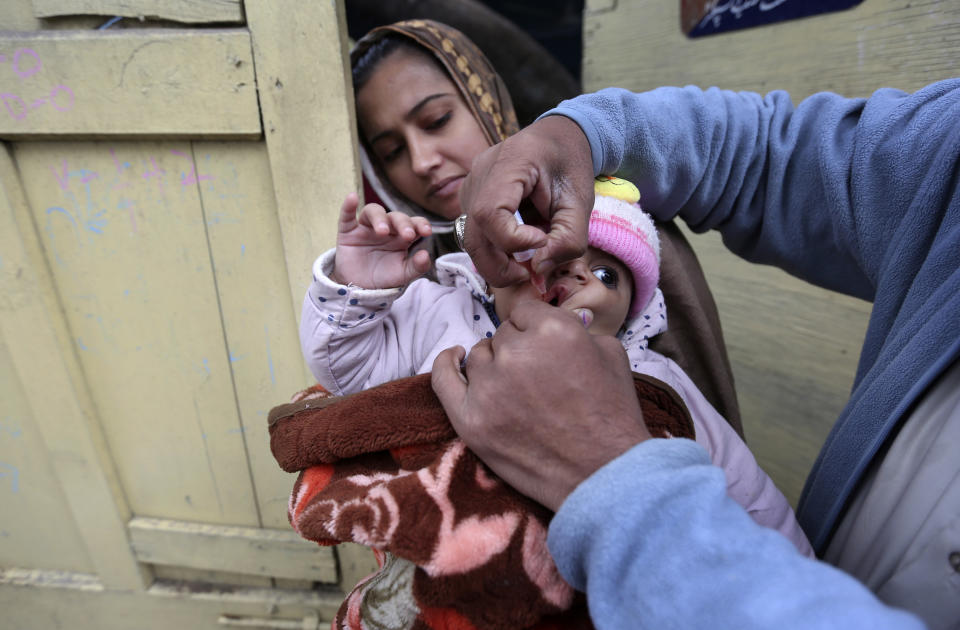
[545,80,960,302]
[548,439,925,629]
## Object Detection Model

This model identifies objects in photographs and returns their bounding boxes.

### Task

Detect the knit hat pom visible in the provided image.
[588,177,660,317]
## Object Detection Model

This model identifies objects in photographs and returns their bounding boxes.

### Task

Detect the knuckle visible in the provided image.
[539,315,574,338]
[551,238,586,262]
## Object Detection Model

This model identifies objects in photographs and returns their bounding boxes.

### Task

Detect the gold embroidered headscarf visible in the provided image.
[350,20,519,245]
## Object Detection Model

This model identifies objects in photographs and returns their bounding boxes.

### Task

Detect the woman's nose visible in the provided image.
[408,134,441,175]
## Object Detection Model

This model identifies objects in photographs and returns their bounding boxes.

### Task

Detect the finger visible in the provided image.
[466,212,540,288]
[431,346,468,416]
[471,208,548,255]
[467,232,531,288]
[402,249,433,284]
[461,148,546,283]
[462,337,495,383]
[356,203,389,235]
[528,180,593,276]
[411,216,433,238]
[338,193,361,231]
[489,302,582,357]
[468,330,493,354]
[380,210,419,240]
[505,299,581,333]
[532,207,590,276]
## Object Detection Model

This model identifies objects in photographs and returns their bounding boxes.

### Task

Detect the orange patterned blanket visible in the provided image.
[268,373,694,630]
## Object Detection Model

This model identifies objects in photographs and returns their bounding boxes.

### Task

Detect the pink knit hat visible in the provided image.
[587,176,660,317]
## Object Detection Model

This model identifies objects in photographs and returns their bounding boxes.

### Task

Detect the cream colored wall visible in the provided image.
[0,0,370,626]
[582,0,960,505]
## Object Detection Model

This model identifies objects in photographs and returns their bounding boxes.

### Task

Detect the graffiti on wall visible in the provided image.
[0,47,75,121]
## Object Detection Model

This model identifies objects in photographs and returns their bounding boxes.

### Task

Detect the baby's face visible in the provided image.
[491,247,633,337]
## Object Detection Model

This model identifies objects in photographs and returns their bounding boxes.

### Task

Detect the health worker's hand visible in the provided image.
[331,193,433,289]
[431,301,651,511]
[458,115,595,288]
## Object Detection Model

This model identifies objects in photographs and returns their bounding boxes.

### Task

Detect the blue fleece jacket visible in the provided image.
[550,439,923,628]
[544,80,960,627]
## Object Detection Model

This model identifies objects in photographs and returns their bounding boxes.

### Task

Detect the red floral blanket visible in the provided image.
[268,373,694,630]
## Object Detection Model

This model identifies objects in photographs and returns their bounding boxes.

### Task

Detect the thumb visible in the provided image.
[431,346,468,420]
[401,249,433,285]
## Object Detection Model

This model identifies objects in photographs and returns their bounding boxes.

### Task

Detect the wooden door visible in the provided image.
[0,1,374,627]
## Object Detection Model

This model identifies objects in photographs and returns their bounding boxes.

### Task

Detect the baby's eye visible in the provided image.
[592,266,619,288]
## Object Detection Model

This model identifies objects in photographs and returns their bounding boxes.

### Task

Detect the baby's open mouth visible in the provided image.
[541,286,593,327]
[542,284,568,307]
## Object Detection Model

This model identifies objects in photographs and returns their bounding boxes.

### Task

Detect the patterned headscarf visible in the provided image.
[350,20,519,236]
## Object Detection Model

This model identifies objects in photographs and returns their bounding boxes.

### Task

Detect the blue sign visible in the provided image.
[686,0,865,38]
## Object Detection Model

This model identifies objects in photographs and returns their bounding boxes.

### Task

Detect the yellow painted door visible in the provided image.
[0,1,371,627]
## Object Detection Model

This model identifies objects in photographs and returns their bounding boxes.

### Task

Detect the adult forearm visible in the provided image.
[548,439,925,629]
[546,80,960,299]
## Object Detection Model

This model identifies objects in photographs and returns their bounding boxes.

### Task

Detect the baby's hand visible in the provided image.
[331,193,433,289]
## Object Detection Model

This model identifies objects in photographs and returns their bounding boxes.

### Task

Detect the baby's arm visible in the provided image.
[300,249,402,394]
[634,353,814,557]
[299,193,438,394]
[300,254,480,396]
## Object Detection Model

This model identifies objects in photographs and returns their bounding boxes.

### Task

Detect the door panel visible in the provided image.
[128,517,337,582]
[15,141,261,525]
[191,141,312,529]
[1,0,365,624]
[0,29,259,138]
[0,335,93,573]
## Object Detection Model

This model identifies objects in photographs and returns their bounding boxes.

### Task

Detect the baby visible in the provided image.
[299,176,812,557]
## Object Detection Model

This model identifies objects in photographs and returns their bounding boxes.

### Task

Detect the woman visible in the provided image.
[350,19,518,259]
[347,19,742,433]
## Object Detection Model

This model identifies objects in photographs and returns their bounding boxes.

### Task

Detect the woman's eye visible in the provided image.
[380,145,403,163]
[426,112,451,130]
[592,266,619,288]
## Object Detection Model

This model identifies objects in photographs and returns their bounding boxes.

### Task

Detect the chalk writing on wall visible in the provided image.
[0,462,20,493]
[43,149,217,263]
[0,417,22,439]
[0,48,75,121]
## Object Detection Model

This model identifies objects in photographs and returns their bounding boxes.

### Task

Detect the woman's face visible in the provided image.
[356,47,490,220]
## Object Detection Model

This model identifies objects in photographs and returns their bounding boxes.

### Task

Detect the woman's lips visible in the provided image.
[429,175,463,198]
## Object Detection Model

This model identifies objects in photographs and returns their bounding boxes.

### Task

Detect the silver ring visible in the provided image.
[454,213,468,251]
